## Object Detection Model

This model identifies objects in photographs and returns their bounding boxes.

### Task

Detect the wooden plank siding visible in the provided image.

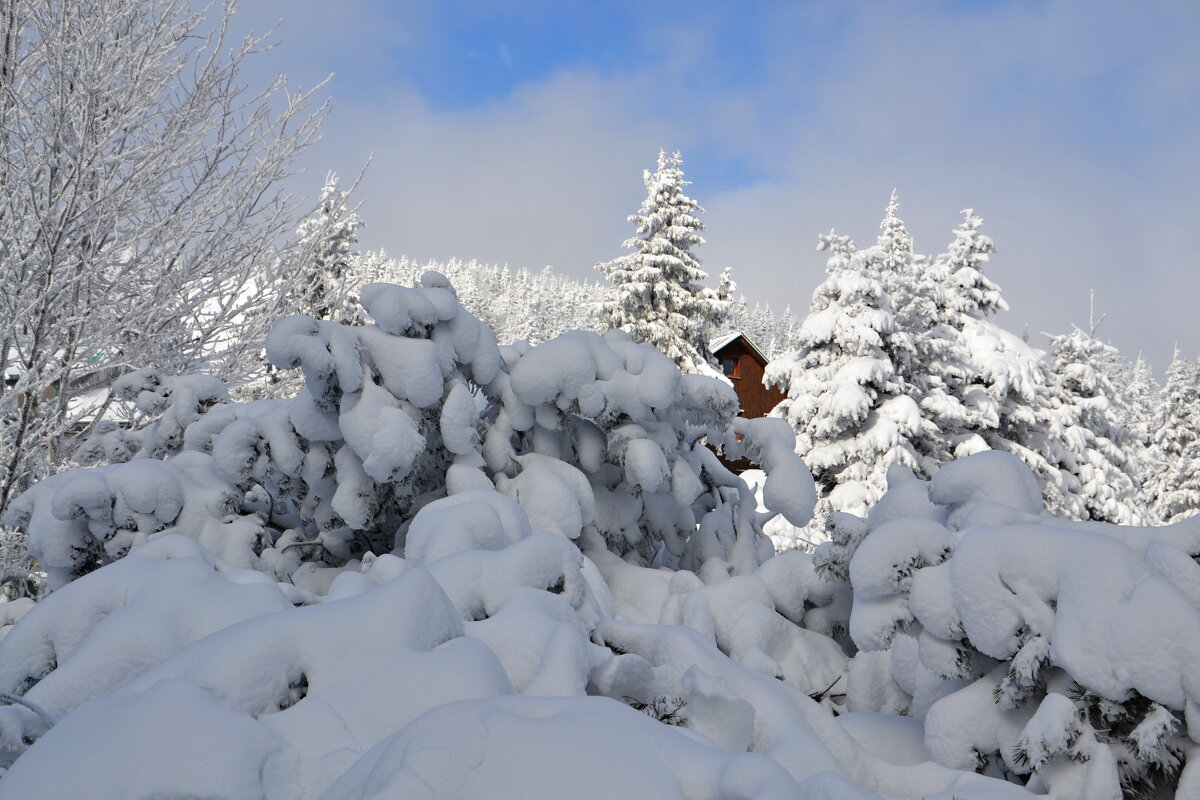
[712,333,787,472]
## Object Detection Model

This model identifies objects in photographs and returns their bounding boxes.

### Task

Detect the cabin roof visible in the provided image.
[709,331,770,367]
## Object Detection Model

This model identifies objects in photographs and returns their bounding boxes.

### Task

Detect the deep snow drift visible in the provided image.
[0,277,1196,799]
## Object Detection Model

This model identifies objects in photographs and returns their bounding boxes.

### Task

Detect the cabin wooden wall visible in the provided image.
[716,339,786,419]
[713,336,788,472]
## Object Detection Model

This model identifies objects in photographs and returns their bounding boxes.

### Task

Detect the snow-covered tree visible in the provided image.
[695,265,738,355]
[1095,351,1158,505]
[726,300,802,361]
[841,452,1199,799]
[1042,326,1145,524]
[924,209,1006,322]
[1121,356,1160,450]
[1148,353,1200,524]
[0,0,328,511]
[234,175,364,400]
[597,151,729,375]
[923,211,1076,515]
[873,194,979,471]
[765,231,931,518]
[292,173,365,323]
[237,174,365,401]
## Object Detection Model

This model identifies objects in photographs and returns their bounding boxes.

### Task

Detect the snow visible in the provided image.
[3,274,1196,799]
[1,679,287,800]
[404,489,531,565]
[835,450,1200,797]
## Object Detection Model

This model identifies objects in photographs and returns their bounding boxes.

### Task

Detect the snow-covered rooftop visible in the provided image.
[709,330,770,365]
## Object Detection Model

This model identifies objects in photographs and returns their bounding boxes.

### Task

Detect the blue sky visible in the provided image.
[234,0,1200,367]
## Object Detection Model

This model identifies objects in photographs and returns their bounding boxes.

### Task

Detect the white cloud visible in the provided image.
[236,0,1200,368]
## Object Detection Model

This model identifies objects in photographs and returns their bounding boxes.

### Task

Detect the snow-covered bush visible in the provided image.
[6,273,813,589]
[0,274,1061,799]
[841,450,1200,799]
[0,513,1026,799]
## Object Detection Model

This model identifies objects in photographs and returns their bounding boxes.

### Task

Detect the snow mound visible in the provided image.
[840,451,1200,798]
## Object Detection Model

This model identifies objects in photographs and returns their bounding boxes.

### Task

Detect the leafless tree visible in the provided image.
[0,0,329,509]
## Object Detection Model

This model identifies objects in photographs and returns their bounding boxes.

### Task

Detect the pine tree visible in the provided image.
[873,193,975,473]
[1120,355,1160,449]
[1093,344,1159,519]
[597,151,728,375]
[713,267,737,336]
[765,231,929,517]
[925,210,1074,515]
[1043,326,1145,524]
[924,209,1006,321]
[293,173,364,322]
[1148,352,1200,523]
[1123,355,1161,509]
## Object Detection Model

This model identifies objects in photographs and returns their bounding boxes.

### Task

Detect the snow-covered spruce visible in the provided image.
[237,172,367,402]
[596,150,732,376]
[767,204,1154,530]
[764,230,930,521]
[1042,326,1145,525]
[1147,352,1200,524]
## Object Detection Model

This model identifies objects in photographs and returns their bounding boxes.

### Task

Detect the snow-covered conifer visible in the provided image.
[1148,353,1200,524]
[924,211,1075,515]
[873,194,978,471]
[1108,357,1156,450]
[1122,355,1160,449]
[1042,326,1145,524]
[924,209,1005,322]
[840,451,1198,798]
[294,173,364,323]
[1095,351,1158,508]
[597,151,728,375]
[238,174,365,400]
[765,231,931,518]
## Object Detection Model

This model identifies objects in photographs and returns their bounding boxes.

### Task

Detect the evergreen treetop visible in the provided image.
[597,151,728,375]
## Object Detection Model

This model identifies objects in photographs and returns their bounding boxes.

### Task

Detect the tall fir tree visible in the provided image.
[874,193,979,472]
[925,210,1077,515]
[1148,352,1200,524]
[293,173,364,323]
[1043,326,1145,524]
[1121,354,1161,505]
[597,151,729,374]
[924,209,1006,320]
[1091,333,1159,516]
[764,231,930,517]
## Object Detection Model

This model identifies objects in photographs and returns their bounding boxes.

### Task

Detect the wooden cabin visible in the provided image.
[710,331,785,419]
[709,332,787,471]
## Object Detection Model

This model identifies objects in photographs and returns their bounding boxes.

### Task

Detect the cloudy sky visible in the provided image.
[234,0,1198,368]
